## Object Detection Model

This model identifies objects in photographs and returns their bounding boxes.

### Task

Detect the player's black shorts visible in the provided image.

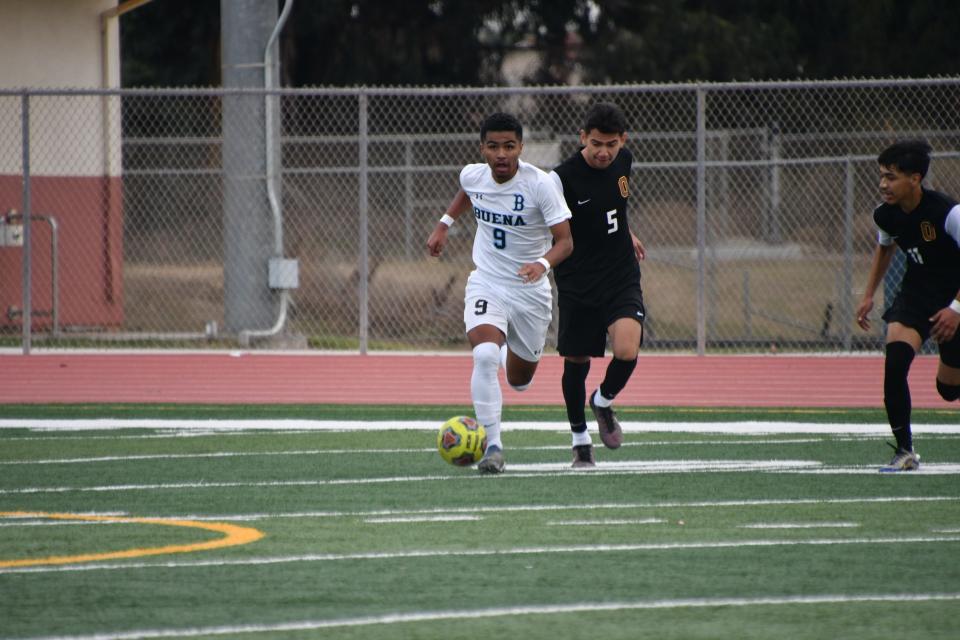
[883,289,960,367]
[557,280,645,357]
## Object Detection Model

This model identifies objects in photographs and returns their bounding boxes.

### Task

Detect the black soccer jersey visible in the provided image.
[874,187,960,306]
[551,147,639,300]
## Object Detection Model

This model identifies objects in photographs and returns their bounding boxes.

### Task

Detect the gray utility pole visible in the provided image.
[221,0,279,335]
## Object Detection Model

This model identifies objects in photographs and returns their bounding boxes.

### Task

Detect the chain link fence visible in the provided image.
[2,79,959,353]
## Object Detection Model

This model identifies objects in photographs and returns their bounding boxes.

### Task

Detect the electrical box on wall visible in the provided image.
[268,257,299,290]
[0,221,23,247]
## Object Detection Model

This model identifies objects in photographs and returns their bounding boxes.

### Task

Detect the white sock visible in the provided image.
[472,342,503,449]
[592,388,613,408]
[572,430,592,447]
[499,344,508,369]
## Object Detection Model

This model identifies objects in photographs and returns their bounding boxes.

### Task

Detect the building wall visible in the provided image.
[0,0,119,90]
[0,0,124,331]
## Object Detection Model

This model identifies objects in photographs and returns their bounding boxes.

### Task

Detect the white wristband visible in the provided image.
[950,299,960,314]
[440,214,455,227]
[535,257,551,272]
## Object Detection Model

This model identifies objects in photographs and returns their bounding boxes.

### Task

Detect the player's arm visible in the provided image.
[929,290,960,343]
[856,241,897,331]
[427,188,471,257]
[630,231,646,262]
[929,205,960,342]
[518,220,573,283]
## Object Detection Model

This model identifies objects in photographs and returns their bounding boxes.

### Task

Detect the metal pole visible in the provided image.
[695,87,707,355]
[221,0,275,337]
[358,92,370,354]
[20,92,31,355]
[842,157,855,350]
[404,140,413,259]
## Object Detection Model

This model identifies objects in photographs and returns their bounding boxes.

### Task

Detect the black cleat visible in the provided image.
[590,392,623,449]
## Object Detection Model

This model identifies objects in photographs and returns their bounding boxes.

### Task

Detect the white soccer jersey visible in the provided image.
[459,159,571,286]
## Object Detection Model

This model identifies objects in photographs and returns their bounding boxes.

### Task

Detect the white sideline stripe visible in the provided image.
[2,419,960,434]
[3,430,319,442]
[5,461,960,495]
[14,594,960,640]
[363,515,482,524]
[59,495,960,523]
[0,449,428,465]
[740,522,860,529]
[547,518,667,526]
[4,534,960,576]
[8,437,960,467]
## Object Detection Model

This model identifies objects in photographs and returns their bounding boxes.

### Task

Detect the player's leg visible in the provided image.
[556,294,605,464]
[464,276,508,474]
[501,282,553,391]
[880,322,922,471]
[935,336,960,401]
[504,347,539,390]
[590,287,645,450]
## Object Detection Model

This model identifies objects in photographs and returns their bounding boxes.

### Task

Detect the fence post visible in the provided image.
[404,140,414,259]
[695,87,707,355]
[842,157,855,350]
[20,91,31,355]
[358,92,370,354]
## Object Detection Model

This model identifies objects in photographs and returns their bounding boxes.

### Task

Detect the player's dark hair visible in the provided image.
[480,112,523,142]
[878,139,932,178]
[583,102,627,135]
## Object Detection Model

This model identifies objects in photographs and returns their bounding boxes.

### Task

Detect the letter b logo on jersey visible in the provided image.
[513,194,525,211]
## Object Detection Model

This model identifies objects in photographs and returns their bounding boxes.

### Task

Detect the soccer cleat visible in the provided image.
[477,445,505,474]
[571,444,596,468]
[590,392,623,449]
[879,443,920,472]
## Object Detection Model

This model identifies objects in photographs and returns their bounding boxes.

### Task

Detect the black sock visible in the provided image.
[884,341,915,451]
[562,359,591,427]
[599,357,638,400]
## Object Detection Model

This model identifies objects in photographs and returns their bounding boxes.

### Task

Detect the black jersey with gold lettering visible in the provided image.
[874,187,960,307]
[549,147,639,301]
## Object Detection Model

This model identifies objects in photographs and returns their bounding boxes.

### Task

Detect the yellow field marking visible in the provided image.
[0,511,264,568]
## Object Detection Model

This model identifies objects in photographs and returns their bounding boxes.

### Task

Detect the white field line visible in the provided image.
[739,522,860,529]
[2,430,321,441]
[0,436,914,465]
[5,460,960,495]
[3,495,958,524]
[13,593,960,640]
[363,515,482,524]
[3,534,960,577]
[546,518,667,526]
[2,419,960,434]
[0,449,428,465]
[4,432,958,446]
[6,436,960,468]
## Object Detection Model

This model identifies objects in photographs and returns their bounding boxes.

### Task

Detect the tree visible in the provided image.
[119,0,960,88]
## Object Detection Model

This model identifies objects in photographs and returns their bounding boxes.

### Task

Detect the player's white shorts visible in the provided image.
[463,270,553,363]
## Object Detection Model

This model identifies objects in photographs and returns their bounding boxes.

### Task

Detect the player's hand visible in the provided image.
[517,261,546,283]
[855,298,874,331]
[631,232,646,261]
[426,224,448,257]
[930,305,960,343]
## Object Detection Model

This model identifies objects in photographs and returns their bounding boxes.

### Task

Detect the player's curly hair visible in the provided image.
[480,112,523,142]
[878,139,932,178]
[583,102,627,135]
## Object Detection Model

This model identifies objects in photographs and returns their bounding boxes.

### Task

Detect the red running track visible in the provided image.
[0,352,954,408]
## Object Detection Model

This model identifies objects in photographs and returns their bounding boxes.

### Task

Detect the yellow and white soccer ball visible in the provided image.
[437,416,487,466]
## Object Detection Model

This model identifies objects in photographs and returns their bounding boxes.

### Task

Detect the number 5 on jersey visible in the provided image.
[606,209,618,234]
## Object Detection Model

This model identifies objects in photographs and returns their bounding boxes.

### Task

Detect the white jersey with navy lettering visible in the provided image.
[460,159,571,287]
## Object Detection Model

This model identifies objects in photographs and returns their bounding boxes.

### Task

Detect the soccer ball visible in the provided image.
[437,416,487,466]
